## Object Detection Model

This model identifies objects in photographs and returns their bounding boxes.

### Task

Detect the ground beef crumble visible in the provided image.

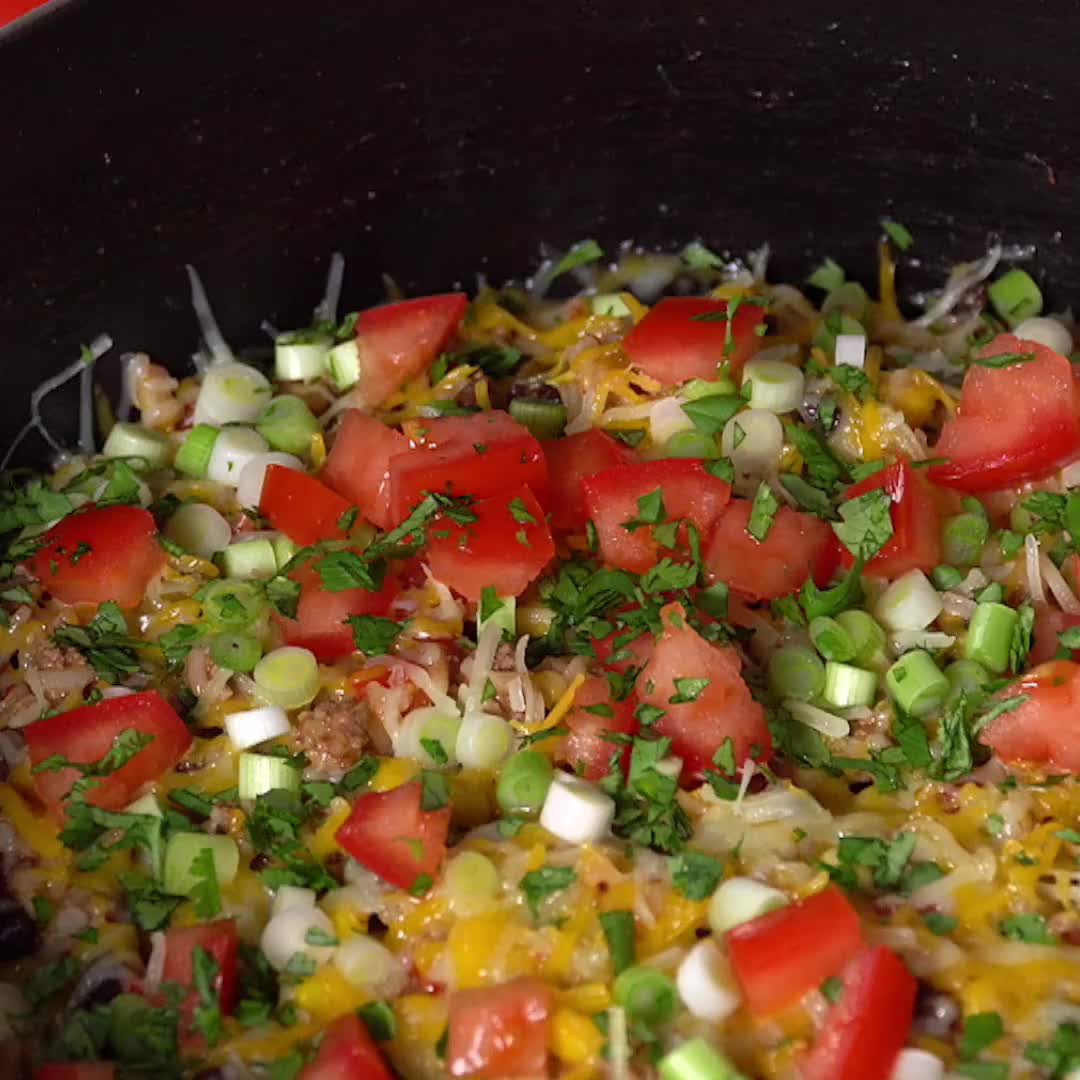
[295,696,373,774]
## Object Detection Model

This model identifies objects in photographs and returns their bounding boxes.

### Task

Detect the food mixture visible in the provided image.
[3,229,1080,1080]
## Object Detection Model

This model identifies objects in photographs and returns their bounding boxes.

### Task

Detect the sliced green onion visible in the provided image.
[885,649,949,717]
[194,361,273,426]
[253,646,320,709]
[326,339,361,391]
[662,429,718,459]
[162,832,239,896]
[741,359,805,414]
[599,910,636,975]
[988,268,1043,328]
[1009,504,1034,533]
[478,592,516,642]
[207,426,269,487]
[876,569,943,631]
[455,711,513,770]
[273,534,299,569]
[767,645,825,702]
[682,376,739,401]
[976,582,1004,604]
[822,661,877,709]
[398,706,462,769]
[945,658,990,701]
[442,851,500,915]
[220,538,278,581]
[932,565,964,591]
[238,752,301,800]
[813,312,863,354]
[613,965,677,1026]
[165,503,231,560]
[200,579,267,630]
[708,876,788,934]
[257,395,320,456]
[942,512,989,567]
[224,704,291,750]
[124,793,164,877]
[964,602,1019,675]
[275,332,332,382]
[821,281,870,322]
[174,424,220,478]
[496,749,554,816]
[809,616,857,662]
[210,632,263,673]
[720,409,783,476]
[508,398,567,440]
[102,421,171,470]
[658,1037,746,1080]
[835,609,888,668]
[591,293,633,318]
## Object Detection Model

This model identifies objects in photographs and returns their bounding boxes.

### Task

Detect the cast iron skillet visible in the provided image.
[1,0,1080,459]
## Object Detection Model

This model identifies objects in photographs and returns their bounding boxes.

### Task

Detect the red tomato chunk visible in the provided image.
[260,465,355,545]
[161,919,240,1015]
[320,410,409,530]
[298,1013,394,1080]
[557,674,638,780]
[542,428,637,531]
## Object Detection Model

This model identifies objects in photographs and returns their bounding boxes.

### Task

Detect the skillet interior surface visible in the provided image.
[1,0,1079,458]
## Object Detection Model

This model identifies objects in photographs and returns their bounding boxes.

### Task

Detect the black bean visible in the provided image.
[913,980,960,1038]
[0,897,37,962]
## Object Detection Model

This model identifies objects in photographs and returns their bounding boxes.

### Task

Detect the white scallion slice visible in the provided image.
[271,885,317,918]
[275,333,332,382]
[675,940,742,1022]
[236,451,304,509]
[253,647,320,709]
[102,421,172,469]
[396,706,463,769]
[220,538,279,580]
[237,751,300,799]
[164,503,232,559]
[591,293,633,317]
[889,1048,945,1080]
[260,906,336,972]
[207,426,269,487]
[333,935,404,996]
[876,569,943,631]
[1013,315,1073,356]
[708,876,789,934]
[835,333,868,369]
[442,851,500,915]
[539,772,615,844]
[720,408,783,478]
[821,661,877,709]
[326,339,362,391]
[225,705,292,751]
[454,711,513,770]
[741,358,805,414]
[784,698,851,738]
[162,832,239,896]
[194,361,273,425]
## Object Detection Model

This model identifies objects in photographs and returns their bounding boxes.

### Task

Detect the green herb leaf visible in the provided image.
[832,488,894,561]
[747,481,780,542]
[670,850,724,900]
[974,350,1037,368]
[520,865,576,918]
[347,614,404,655]
[807,257,846,292]
[1000,912,1057,944]
[189,846,222,920]
[881,219,914,251]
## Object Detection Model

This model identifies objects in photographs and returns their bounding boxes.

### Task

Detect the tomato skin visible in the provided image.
[260,465,355,545]
[321,410,409,530]
[622,297,766,385]
[298,1013,394,1080]
[705,498,835,601]
[276,560,398,661]
[354,293,468,407]
[35,1067,116,1080]
[161,919,240,1015]
[24,691,192,815]
[542,429,637,531]
[638,603,770,783]
[727,884,863,1016]
[447,977,554,1078]
[335,780,451,891]
[556,675,638,780]
[929,334,1080,492]
[389,411,548,524]
[426,486,554,602]
[27,505,165,609]
[583,458,731,574]
[840,459,942,578]
[799,946,917,1080]
[1031,605,1080,666]
[981,659,1080,771]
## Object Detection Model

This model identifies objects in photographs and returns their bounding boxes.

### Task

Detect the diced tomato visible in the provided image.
[26,505,165,609]
[583,458,731,574]
[321,410,409,530]
[928,334,1080,492]
[260,465,355,545]
[35,1067,116,1080]
[389,411,548,524]
[275,559,398,661]
[622,296,766,385]
[335,780,451,891]
[24,691,192,815]
[298,1013,394,1080]
[542,429,637,531]
[840,459,941,578]
[705,498,836,601]
[727,884,863,1016]
[1031,605,1080,666]
[447,978,553,1078]
[981,659,1080,771]
[161,919,240,1015]
[426,486,554,602]
[592,627,655,674]
[556,675,638,780]
[799,946,917,1080]
[353,293,468,407]
[638,603,770,782]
